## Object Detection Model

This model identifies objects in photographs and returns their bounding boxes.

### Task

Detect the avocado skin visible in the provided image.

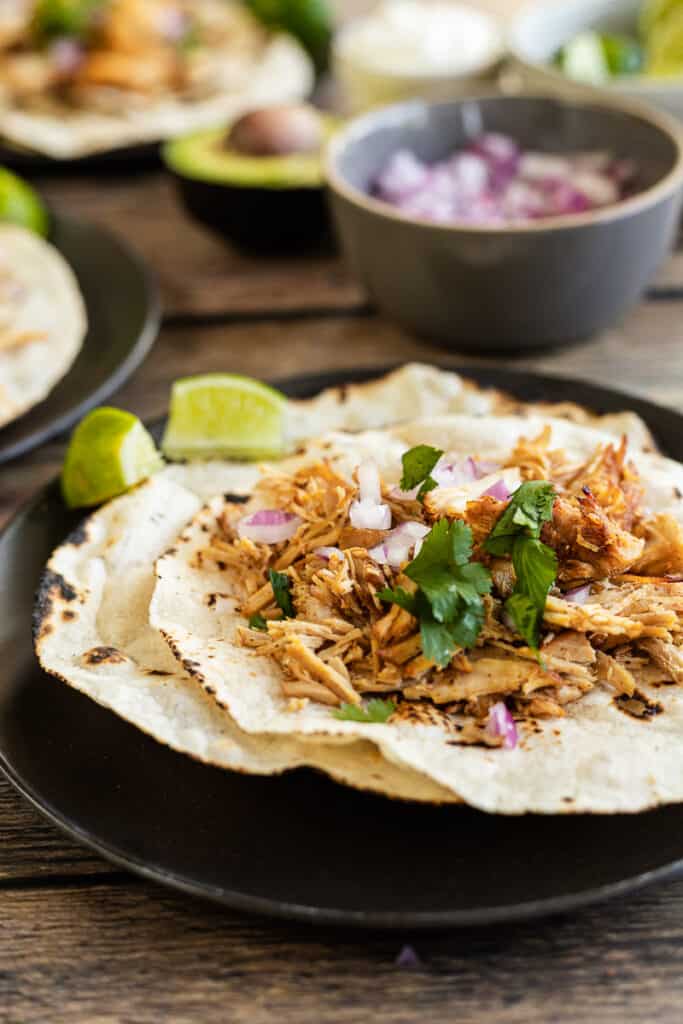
[172,175,331,252]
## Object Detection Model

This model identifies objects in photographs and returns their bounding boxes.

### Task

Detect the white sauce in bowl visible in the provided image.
[335,0,503,78]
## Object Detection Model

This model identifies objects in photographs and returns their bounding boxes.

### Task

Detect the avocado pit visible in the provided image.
[227,104,323,158]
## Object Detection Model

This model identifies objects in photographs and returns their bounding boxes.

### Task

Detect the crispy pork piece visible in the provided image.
[639,639,683,685]
[562,437,643,531]
[631,515,683,577]
[596,650,636,696]
[542,490,644,581]
[544,595,672,640]
[504,425,563,481]
[404,655,557,704]
[541,630,596,665]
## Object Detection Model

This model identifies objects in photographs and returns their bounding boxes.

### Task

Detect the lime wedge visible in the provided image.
[161,374,287,461]
[61,407,163,509]
[559,31,610,84]
[0,167,49,237]
[601,33,644,75]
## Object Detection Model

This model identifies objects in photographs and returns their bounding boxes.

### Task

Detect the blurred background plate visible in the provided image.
[1,366,683,929]
[0,141,162,174]
[0,213,160,464]
[509,0,683,123]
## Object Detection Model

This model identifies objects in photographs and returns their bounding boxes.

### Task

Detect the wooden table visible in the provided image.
[5,152,683,1024]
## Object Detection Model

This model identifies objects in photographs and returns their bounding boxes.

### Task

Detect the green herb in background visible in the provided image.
[400,444,443,502]
[248,613,268,631]
[245,0,333,72]
[334,699,396,723]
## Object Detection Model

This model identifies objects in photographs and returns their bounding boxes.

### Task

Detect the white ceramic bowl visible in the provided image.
[508,0,683,122]
[332,2,504,114]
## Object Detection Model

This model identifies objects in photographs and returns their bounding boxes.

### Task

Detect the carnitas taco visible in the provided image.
[149,413,683,813]
[0,0,313,158]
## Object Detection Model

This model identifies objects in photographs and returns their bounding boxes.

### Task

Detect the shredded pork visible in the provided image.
[199,430,683,729]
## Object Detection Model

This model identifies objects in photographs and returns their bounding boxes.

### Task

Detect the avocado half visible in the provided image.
[163,118,337,252]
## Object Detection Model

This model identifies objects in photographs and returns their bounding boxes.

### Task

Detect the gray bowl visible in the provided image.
[326,95,683,350]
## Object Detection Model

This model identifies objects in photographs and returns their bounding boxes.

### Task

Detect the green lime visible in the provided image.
[161,374,287,461]
[61,407,163,509]
[0,168,49,237]
[646,8,683,74]
[601,33,644,75]
[245,0,332,72]
[558,31,610,85]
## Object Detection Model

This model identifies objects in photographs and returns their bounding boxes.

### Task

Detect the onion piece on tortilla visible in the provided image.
[237,509,301,544]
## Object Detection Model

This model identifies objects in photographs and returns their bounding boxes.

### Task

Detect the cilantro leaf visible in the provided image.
[504,537,557,649]
[379,519,492,667]
[377,586,418,615]
[483,481,558,650]
[400,444,444,501]
[334,699,396,723]
[484,481,556,556]
[268,568,294,618]
[406,520,491,624]
[504,593,539,649]
[512,536,558,613]
[420,602,485,667]
[248,613,268,631]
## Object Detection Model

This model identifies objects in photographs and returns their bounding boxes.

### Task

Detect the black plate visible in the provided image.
[2,365,683,930]
[0,140,161,173]
[0,213,160,464]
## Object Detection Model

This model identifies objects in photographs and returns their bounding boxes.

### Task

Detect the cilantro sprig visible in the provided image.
[379,519,492,668]
[248,613,268,631]
[400,445,444,502]
[268,569,294,618]
[484,481,557,650]
[334,699,396,723]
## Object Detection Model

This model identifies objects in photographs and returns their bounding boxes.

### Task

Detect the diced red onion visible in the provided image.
[370,521,429,568]
[390,483,420,501]
[474,459,501,476]
[482,479,510,501]
[157,7,191,41]
[49,37,85,74]
[351,459,391,531]
[449,153,489,196]
[350,500,391,531]
[563,584,591,605]
[467,132,520,190]
[237,509,301,544]
[357,458,381,505]
[374,150,430,202]
[395,944,422,969]
[432,455,478,488]
[373,133,633,227]
[487,701,518,750]
[314,546,342,561]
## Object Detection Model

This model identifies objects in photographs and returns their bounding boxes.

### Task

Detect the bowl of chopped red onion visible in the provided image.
[326,95,683,349]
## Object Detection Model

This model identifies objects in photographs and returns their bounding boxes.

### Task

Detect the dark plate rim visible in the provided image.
[0,212,162,464]
[3,362,683,929]
[0,140,161,172]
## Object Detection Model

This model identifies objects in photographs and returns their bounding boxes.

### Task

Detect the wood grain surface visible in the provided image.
[5,0,683,1018]
[2,176,683,1024]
